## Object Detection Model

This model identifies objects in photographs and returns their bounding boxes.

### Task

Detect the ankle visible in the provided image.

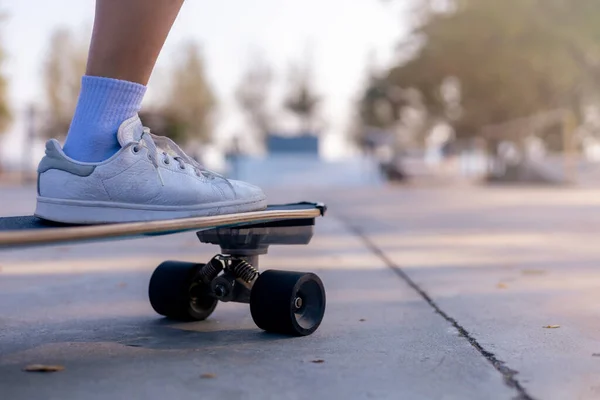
[62,76,146,162]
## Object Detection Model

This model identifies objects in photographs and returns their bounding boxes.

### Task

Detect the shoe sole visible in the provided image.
[35,196,268,224]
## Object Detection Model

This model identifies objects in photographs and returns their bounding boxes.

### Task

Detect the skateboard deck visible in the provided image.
[0,202,326,249]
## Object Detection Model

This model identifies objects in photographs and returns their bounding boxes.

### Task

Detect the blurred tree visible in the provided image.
[368,0,600,142]
[0,9,10,136]
[160,40,215,145]
[350,73,397,149]
[359,75,396,130]
[284,58,320,135]
[235,51,273,145]
[42,28,88,139]
[358,67,412,130]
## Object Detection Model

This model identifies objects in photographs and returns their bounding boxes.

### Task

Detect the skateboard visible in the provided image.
[0,202,327,336]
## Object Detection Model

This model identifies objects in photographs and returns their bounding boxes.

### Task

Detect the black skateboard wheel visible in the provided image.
[148,261,217,321]
[250,270,326,336]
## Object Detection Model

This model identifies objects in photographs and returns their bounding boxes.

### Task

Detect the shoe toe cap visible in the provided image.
[229,179,266,201]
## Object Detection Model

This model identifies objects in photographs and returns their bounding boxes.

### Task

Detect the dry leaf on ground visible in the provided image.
[200,373,217,379]
[23,364,65,372]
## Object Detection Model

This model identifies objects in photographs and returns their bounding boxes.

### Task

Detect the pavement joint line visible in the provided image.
[341,219,535,400]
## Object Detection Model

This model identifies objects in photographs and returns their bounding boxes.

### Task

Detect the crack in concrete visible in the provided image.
[345,222,535,400]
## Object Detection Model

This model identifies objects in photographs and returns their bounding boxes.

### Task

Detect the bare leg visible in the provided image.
[86,0,185,84]
[62,0,184,161]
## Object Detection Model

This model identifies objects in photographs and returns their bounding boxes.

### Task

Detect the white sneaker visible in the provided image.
[35,115,267,224]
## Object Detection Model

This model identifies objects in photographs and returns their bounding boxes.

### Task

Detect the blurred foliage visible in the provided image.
[235,51,273,144]
[160,40,215,144]
[284,59,320,134]
[0,9,11,135]
[359,73,406,130]
[361,0,600,141]
[42,28,88,140]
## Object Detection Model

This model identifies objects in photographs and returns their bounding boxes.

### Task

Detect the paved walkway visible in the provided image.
[2,184,600,399]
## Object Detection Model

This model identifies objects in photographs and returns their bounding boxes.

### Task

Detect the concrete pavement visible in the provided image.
[2,184,600,399]
[325,185,600,399]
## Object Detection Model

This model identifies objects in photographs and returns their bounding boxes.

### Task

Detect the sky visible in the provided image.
[1,0,410,163]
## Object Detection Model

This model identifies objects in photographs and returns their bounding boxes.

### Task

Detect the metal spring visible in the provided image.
[230,259,259,283]
[198,257,225,283]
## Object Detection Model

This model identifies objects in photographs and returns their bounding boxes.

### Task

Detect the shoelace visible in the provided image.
[133,127,228,187]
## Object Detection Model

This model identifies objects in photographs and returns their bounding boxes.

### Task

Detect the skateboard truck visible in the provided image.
[197,218,315,267]
[148,216,326,336]
[195,219,316,303]
[194,255,258,303]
